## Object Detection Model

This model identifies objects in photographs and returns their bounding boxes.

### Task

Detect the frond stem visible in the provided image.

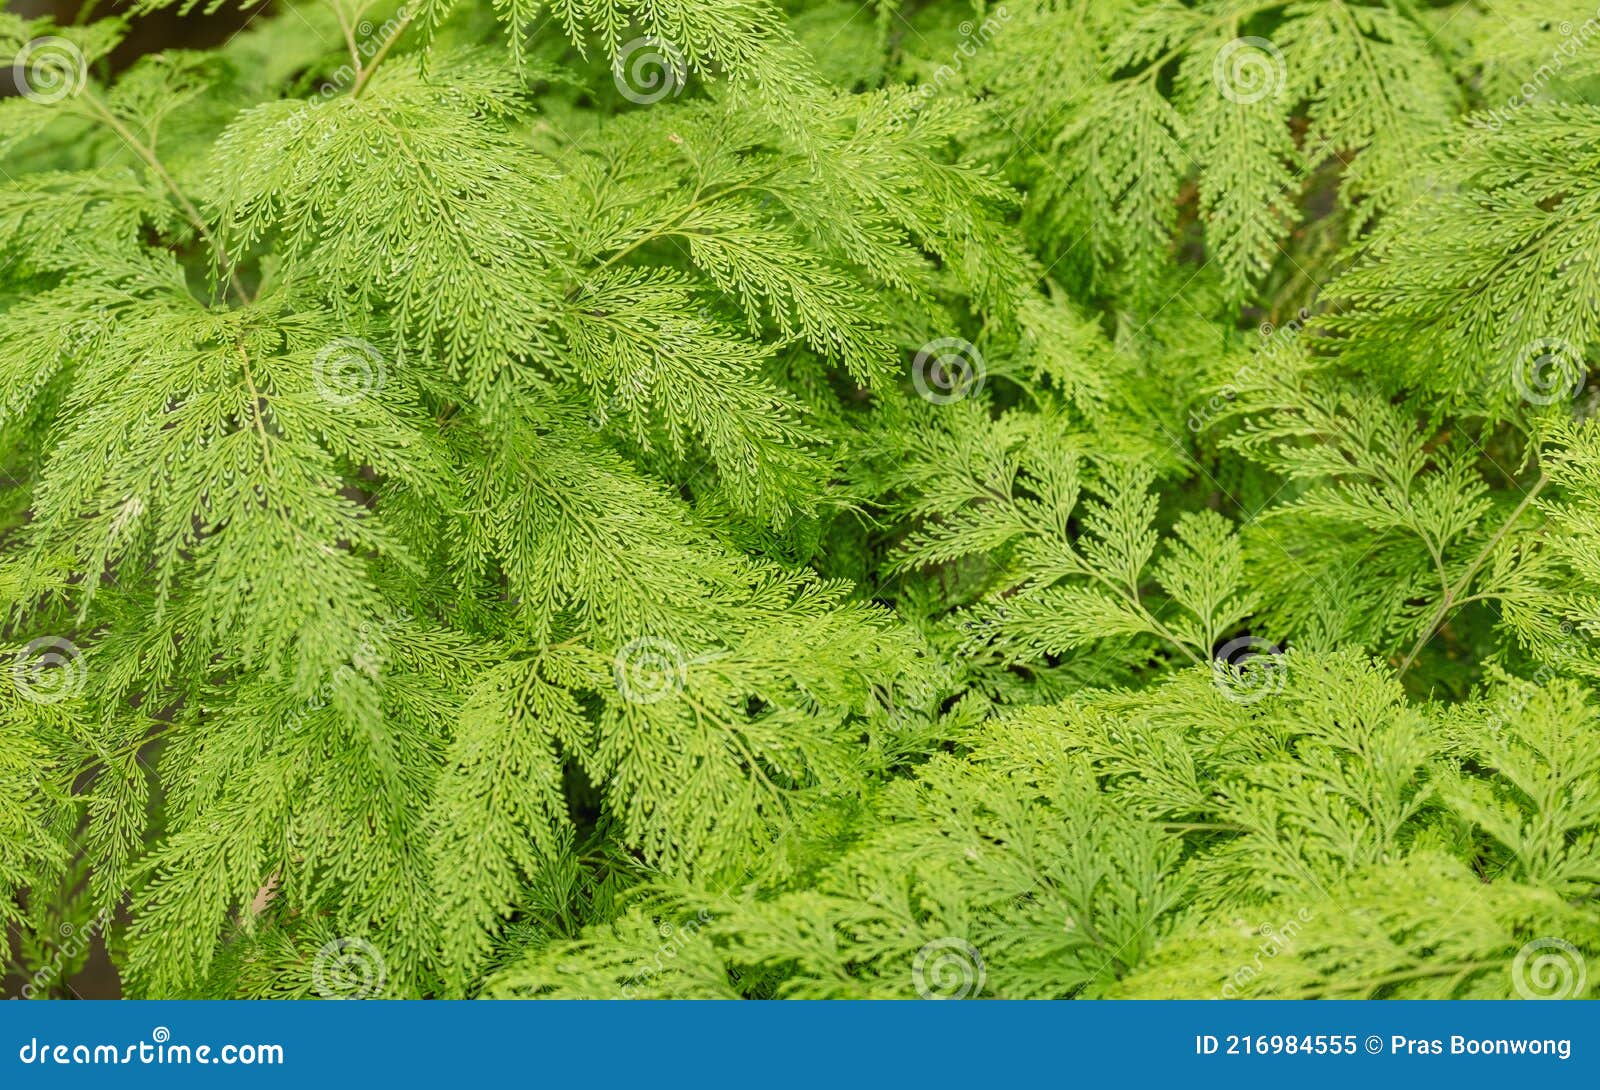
[78,89,254,306]
[1398,471,1550,676]
[351,7,416,99]
[329,0,364,71]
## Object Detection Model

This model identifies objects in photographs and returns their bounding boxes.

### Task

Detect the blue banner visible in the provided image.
[2,1000,1592,1087]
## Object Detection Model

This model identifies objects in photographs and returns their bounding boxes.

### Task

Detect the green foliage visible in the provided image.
[2,0,1598,1001]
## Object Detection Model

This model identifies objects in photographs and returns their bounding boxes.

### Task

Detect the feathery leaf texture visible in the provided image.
[2,0,1598,1000]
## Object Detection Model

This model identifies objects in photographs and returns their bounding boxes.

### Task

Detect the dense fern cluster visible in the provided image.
[3,0,1598,1000]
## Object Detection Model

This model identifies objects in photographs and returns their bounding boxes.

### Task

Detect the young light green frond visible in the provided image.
[209,52,563,399]
[9,0,1600,1006]
[1328,104,1600,407]
[427,659,579,992]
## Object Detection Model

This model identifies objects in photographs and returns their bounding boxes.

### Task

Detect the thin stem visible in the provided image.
[70,722,175,780]
[1398,472,1550,676]
[79,89,254,305]
[581,174,783,286]
[237,343,279,484]
[351,7,416,99]
[1130,0,1292,84]
[329,0,364,71]
[1078,564,1204,666]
